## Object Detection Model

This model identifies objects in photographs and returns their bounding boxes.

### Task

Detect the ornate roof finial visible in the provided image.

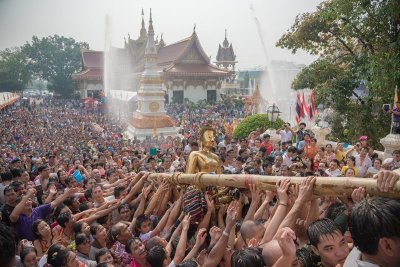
[150,8,153,23]
[158,33,165,48]
[141,8,145,29]
[140,8,146,38]
[193,24,196,33]
[223,29,229,47]
[148,8,154,33]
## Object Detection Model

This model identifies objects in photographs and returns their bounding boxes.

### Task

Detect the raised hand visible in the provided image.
[142,185,152,199]
[249,184,261,206]
[351,187,366,204]
[297,176,316,203]
[288,184,299,199]
[68,187,81,195]
[277,178,291,205]
[294,218,307,241]
[48,184,57,195]
[205,194,215,212]
[182,214,191,231]
[27,188,37,197]
[209,226,223,243]
[264,190,276,202]
[373,170,399,192]
[159,180,169,192]
[276,227,296,258]
[195,228,207,247]
[226,201,239,228]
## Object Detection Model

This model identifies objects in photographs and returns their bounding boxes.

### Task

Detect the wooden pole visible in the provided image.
[148,173,400,199]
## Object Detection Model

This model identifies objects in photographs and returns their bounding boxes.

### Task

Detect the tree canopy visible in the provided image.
[0,47,31,92]
[277,0,400,147]
[22,35,89,97]
[233,114,284,139]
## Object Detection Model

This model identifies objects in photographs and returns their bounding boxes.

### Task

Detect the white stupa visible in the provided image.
[126,9,177,139]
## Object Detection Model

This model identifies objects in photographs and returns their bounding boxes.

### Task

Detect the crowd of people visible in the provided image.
[0,97,399,267]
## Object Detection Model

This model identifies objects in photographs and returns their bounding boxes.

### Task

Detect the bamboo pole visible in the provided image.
[148,173,400,199]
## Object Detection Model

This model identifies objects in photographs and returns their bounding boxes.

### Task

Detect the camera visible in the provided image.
[383,104,391,112]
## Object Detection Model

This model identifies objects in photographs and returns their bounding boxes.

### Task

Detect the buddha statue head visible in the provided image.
[200,125,216,150]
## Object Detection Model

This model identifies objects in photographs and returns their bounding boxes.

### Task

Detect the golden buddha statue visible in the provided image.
[186,126,221,174]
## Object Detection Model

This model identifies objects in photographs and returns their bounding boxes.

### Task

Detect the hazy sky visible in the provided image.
[0,0,322,69]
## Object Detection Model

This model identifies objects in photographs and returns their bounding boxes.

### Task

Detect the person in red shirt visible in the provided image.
[305,138,318,160]
[261,134,274,156]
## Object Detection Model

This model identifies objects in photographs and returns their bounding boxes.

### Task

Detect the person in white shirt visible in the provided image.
[344,170,400,267]
[355,147,372,177]
[272,156,283,175]
[382,150,400,171]
[325,159,342,177]
[276,123,295,144]
[366,158,382,178]
[282,146,297,167]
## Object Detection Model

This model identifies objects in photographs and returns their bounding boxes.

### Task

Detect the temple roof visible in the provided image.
[216,30,236,62]
[72,50,103,80]
[158,32,228,77]
[81,50,103,69]
[157,37,192,66]
[74,29,229,81]
[216,44,236,62]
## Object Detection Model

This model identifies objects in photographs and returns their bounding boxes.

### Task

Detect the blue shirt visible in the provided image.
[15,204,51,241]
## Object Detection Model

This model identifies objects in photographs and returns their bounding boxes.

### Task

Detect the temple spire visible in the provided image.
[140,8,146,38]
[148,8,154,33]
[223,29,229,47]
[141,8,144,27]
[145,8,156,56]
[157,33,165,50]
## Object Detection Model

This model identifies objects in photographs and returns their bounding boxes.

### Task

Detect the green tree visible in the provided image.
[233,114,284,139]
[0,47,31,92]
[22,35,89,97]
[277,0,400,148]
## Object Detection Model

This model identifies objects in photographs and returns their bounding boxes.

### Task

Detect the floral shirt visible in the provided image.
[111,241,133,267]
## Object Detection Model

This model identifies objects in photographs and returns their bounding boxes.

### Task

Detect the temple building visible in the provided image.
[214,30,240,96]
[215,30,237,73]
[126,10,177,139]
[73,10,231,104]
[72,50,104,98]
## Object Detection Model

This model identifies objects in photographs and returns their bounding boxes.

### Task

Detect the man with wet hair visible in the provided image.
[0,223,16,267]
[344,197,400,267]
[231,247,265,267]
[307,218,349,267]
